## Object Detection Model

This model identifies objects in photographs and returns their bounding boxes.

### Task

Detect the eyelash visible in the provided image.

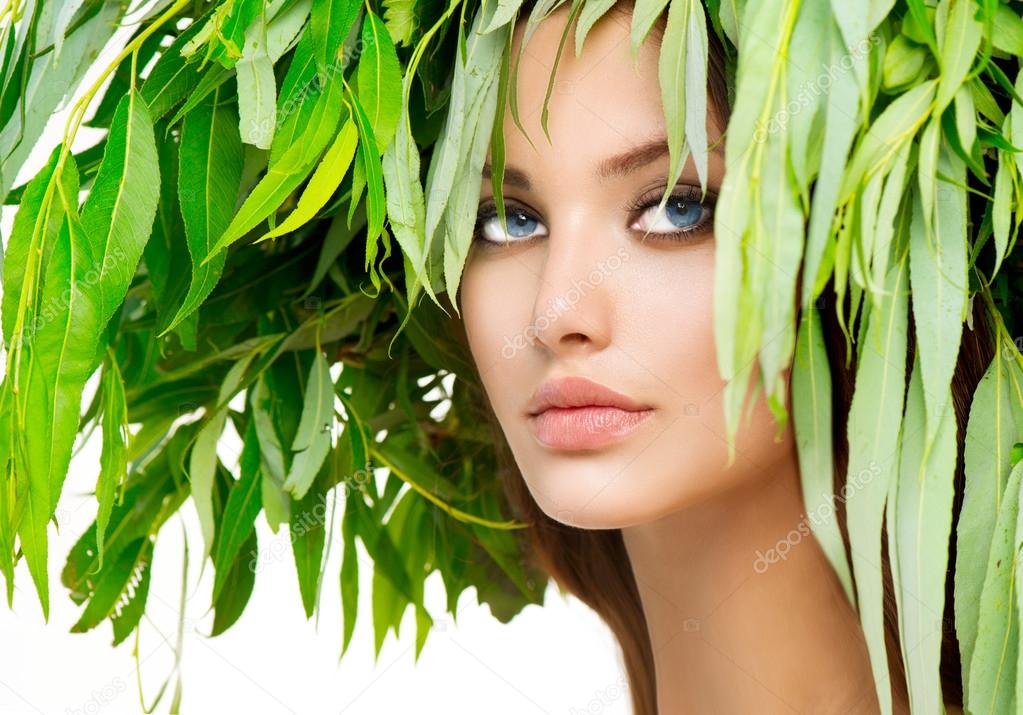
[471,185,716,248]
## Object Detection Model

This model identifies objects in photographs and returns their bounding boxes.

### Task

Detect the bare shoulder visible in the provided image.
[944,704,964,715]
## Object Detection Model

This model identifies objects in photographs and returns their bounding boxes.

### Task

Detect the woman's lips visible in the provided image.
[527,405,655,450]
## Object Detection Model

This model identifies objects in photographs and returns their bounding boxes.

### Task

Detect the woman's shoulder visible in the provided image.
[944,704,963,715]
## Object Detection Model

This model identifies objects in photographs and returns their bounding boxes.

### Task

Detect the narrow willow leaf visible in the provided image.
[190,353,258,564]
[145,120,198,349]
[889,358,958,715]
[210,527,257,636]
[909,147,968,447]
[80,88,161,326]
[481,0,526,34]
[212,419,263,602]
[954,84,977,159]
[162,87,244,336]
[791,307,854,605]
[252,376,291,532]
[345,87,387,284]
[356,8,402,154]
[845,249,910,715]
[993,2,1023,55]
[256,117,358,243]
[310,0,361,82]
[956,344,1023,693]
[785,0,830,196]
[756,101,805,424]
[967,459,1023,712]
[189,412,227,567]
[95,356,128,572]
[0,382,15,606]
[574,0,616,56]
[630,0,670,61]
[290,468,329,618]
[992,137,1014,279]
[339,477,360,656]
[868,143,914,295]
[283,350,335,500]
[236,7,278,150]
[657,0,693,224]
[801,18,864,306]
[935,0,983,114]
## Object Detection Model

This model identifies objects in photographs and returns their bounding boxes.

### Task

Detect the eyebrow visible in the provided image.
[481,136,722,191]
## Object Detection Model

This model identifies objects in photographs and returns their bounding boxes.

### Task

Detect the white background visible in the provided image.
[0,7,631,715]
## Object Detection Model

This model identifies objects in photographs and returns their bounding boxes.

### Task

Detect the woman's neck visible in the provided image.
[620,446,889,714]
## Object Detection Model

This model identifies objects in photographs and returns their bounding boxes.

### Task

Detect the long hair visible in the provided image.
[453,2,993,713]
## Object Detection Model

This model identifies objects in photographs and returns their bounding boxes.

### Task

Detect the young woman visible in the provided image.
[454,3,982,713]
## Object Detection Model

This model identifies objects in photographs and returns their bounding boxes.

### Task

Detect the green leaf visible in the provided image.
[80,88,161,326]
[888,357,958,714]
[966,458,1023,712]
[212,419,264,602]
[574,0,616,57]
[792,308,854,605]
[356,8,402,154]
[289,467,329,618]
[236,6,278,150]
[630,0,670,61]
[189,352,258,564]
[283,349,335,500]
[935,0,983,114]
[95,355,129,572]
[339,484,360,656]
[161,87,245,336]
[345,87,388,285]
[310,0,361,82]
[845,248,911,715]
[210,527,258,636]
[382,0,419,46]
[909,147,968,447]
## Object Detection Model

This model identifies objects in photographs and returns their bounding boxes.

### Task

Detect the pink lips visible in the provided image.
[525,375,654,450]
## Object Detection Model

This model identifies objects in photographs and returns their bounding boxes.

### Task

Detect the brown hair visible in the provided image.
[454,2,992,713]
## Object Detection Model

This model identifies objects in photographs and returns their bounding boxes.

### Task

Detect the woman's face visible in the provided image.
[459,7,796,529]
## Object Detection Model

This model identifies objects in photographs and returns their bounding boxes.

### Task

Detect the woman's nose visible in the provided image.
[528,220,618,357]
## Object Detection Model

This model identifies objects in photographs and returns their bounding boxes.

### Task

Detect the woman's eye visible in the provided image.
[632,191,715,239]
[473,206,547,245]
